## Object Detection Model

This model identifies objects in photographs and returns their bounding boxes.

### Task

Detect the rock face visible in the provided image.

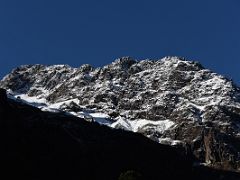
[1,56,240,171]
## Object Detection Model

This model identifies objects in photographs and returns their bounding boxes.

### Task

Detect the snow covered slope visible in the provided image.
[1,56,240,171]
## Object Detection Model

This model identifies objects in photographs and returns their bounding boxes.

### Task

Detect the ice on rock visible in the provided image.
[2,56,240,161]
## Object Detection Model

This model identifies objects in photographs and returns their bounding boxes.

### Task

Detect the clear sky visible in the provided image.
[0,0,239,84]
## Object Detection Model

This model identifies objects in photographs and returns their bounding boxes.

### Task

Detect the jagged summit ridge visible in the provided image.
[1,56,240,170]
[0,56,237,124]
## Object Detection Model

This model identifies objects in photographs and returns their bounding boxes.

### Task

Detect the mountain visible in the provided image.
[0,88,191,180]
[1,56,240,171]
[1,88,240,180]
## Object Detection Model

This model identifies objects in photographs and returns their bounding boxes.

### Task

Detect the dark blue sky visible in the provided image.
[0,0,240,83]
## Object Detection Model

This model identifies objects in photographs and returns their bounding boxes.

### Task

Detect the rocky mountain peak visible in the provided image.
[111,56,137,69]
[1,56,240,171]
[78,64,93,73]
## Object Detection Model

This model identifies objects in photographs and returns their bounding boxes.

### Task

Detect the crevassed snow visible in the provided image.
[13,94,47,107]
[111,118,175,133]
[89,112,113,125]
[48,98,80,109]
[111,117,132,130]
[36,98,176,135]
[6,87,177,141]
[130,119,175,133]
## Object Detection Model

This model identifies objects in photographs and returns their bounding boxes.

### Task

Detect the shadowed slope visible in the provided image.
[1,88,240,180]
[0,88,193,180]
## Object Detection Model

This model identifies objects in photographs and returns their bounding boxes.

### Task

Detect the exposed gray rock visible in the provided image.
[1,56,240,171]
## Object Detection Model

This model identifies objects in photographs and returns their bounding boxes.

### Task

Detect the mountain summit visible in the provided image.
[1,56,240,171]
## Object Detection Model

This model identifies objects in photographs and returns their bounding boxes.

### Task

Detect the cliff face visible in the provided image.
[1,56,240,171]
